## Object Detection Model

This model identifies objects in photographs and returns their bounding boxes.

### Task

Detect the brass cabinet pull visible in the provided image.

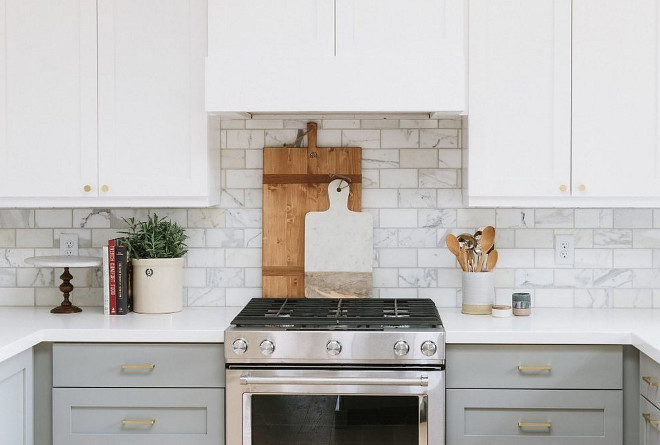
[122,419,155,426]
[559,184,567,192]
[83,185,92,192]
[518,365,552,372]
[518,421,552,428]
[643,376,660,387]
[643,413,660,427]
[121,364,156,370]
[101,184,109,193]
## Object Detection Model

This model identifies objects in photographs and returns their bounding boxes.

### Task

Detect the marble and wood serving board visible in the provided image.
[304,180,373,298]
[262,122,362,298]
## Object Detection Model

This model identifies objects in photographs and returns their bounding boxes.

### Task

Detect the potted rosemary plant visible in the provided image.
[120,213,188,313]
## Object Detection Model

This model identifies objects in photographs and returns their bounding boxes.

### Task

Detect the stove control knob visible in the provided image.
[232,338,248,355]
[259,340,275,355]
[421,341,438,357]
[394,340,410,357]
[326,340,342,356]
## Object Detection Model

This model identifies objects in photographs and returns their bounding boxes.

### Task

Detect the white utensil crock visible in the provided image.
[461,272,494,315]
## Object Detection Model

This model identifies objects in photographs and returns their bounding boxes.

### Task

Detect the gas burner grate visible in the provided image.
[231,298,442,329]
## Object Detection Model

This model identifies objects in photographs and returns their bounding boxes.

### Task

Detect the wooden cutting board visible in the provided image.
[305,180,373,298]
[262,122,362,298]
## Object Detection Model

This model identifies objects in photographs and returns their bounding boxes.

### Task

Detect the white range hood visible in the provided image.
[205,0,467,116]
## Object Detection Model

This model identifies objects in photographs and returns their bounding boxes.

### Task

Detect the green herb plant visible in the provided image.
[119,213,188,259]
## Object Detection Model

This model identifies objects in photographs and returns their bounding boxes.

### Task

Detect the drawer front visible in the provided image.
[447,344,622,389]
[53,343,224,388]
[641,353,660,409]
[641,395,660,445]
[53,387,223,445]
[447,389,622,445]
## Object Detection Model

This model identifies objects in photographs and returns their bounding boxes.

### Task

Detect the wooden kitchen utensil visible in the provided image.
[486,249,498,271]
[304,180,373,298]
[476,226,495,272]
[262,122,362,298]
[446,233,468,272]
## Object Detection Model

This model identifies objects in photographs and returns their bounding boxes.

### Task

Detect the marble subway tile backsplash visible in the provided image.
[2,117,660,309]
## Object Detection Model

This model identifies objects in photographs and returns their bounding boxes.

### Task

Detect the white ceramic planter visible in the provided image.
[131,257,184,314]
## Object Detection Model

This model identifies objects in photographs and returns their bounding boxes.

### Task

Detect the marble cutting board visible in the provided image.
[304,179,373,298]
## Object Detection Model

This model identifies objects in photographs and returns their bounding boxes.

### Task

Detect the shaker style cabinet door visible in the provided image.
[335,0,465,112]
[641,396,660,445]
[0,0,97,200]
[207,0,334,57]
[206,0,465,113]
[205,0,335,112]
[467,0,572,206]
[572,0,660,201]
[97,0,208,202]
[0,350,33,445]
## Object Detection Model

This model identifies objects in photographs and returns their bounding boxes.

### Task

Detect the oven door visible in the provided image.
[226,367,444,445]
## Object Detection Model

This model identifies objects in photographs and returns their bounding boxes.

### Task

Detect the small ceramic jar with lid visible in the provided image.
[512,292,531,316]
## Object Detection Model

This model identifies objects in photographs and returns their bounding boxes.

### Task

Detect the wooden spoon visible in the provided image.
[486,249,498,271]
[445,233,460,256]
[476,226,495,272]
[446,233,468,271]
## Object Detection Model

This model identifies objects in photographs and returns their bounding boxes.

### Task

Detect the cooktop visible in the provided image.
[230,298,443,330]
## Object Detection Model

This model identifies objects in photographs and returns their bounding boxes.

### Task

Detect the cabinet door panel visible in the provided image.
[208,0,334,56]
[0,350,33,445]
[468,0,571,205]
[447,344,622,390]
[334,0,465,112]
[97,0,207,199]
[336,0,459,56]
[53,387,223,445]
[641,395,660,445]
[447,389,622,444]
[0,0,97,198]
[53,343,225,388]
[573,0,660,199]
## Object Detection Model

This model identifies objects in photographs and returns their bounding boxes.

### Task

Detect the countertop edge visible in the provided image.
[1,307,660,365]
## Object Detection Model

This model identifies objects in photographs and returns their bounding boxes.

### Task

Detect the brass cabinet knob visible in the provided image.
[578,184,586,192]
[101,184,109,193]
[83,185,92,192]
[559,184,567,192]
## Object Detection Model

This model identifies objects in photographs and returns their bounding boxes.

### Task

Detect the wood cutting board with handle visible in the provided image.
[262,122,362,298]
[305,179,373,298]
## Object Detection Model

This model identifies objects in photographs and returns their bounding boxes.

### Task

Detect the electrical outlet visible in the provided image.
[59,233,79,256]
[555,234,574,265]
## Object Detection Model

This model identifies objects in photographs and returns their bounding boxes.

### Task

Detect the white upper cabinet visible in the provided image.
[469,0,660,207]
[468,0,571,206]
[0,0,97,200]
[572,0,660,203]
[97,0,212,205]
[0,0,217,207]
[206,0,466,114]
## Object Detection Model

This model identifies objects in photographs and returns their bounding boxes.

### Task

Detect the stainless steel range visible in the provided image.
[225,298,445,445]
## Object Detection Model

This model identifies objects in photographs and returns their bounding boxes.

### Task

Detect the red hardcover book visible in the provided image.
[108,238,117,316]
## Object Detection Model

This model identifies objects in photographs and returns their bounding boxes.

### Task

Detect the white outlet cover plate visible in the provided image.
[555,234,574,265]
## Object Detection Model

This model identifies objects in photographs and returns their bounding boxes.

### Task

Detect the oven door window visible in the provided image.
[249,394,421,445]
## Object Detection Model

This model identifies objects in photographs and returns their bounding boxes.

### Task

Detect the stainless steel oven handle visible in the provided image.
[240,374,429,387]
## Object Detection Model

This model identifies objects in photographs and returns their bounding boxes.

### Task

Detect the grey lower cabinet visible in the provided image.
[52,343,224,445]
[446,344,623,444]
[0,349,33,445]
[640,353,660,444]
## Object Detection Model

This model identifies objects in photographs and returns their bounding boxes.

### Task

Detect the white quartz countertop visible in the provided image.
[2,306,660,364]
